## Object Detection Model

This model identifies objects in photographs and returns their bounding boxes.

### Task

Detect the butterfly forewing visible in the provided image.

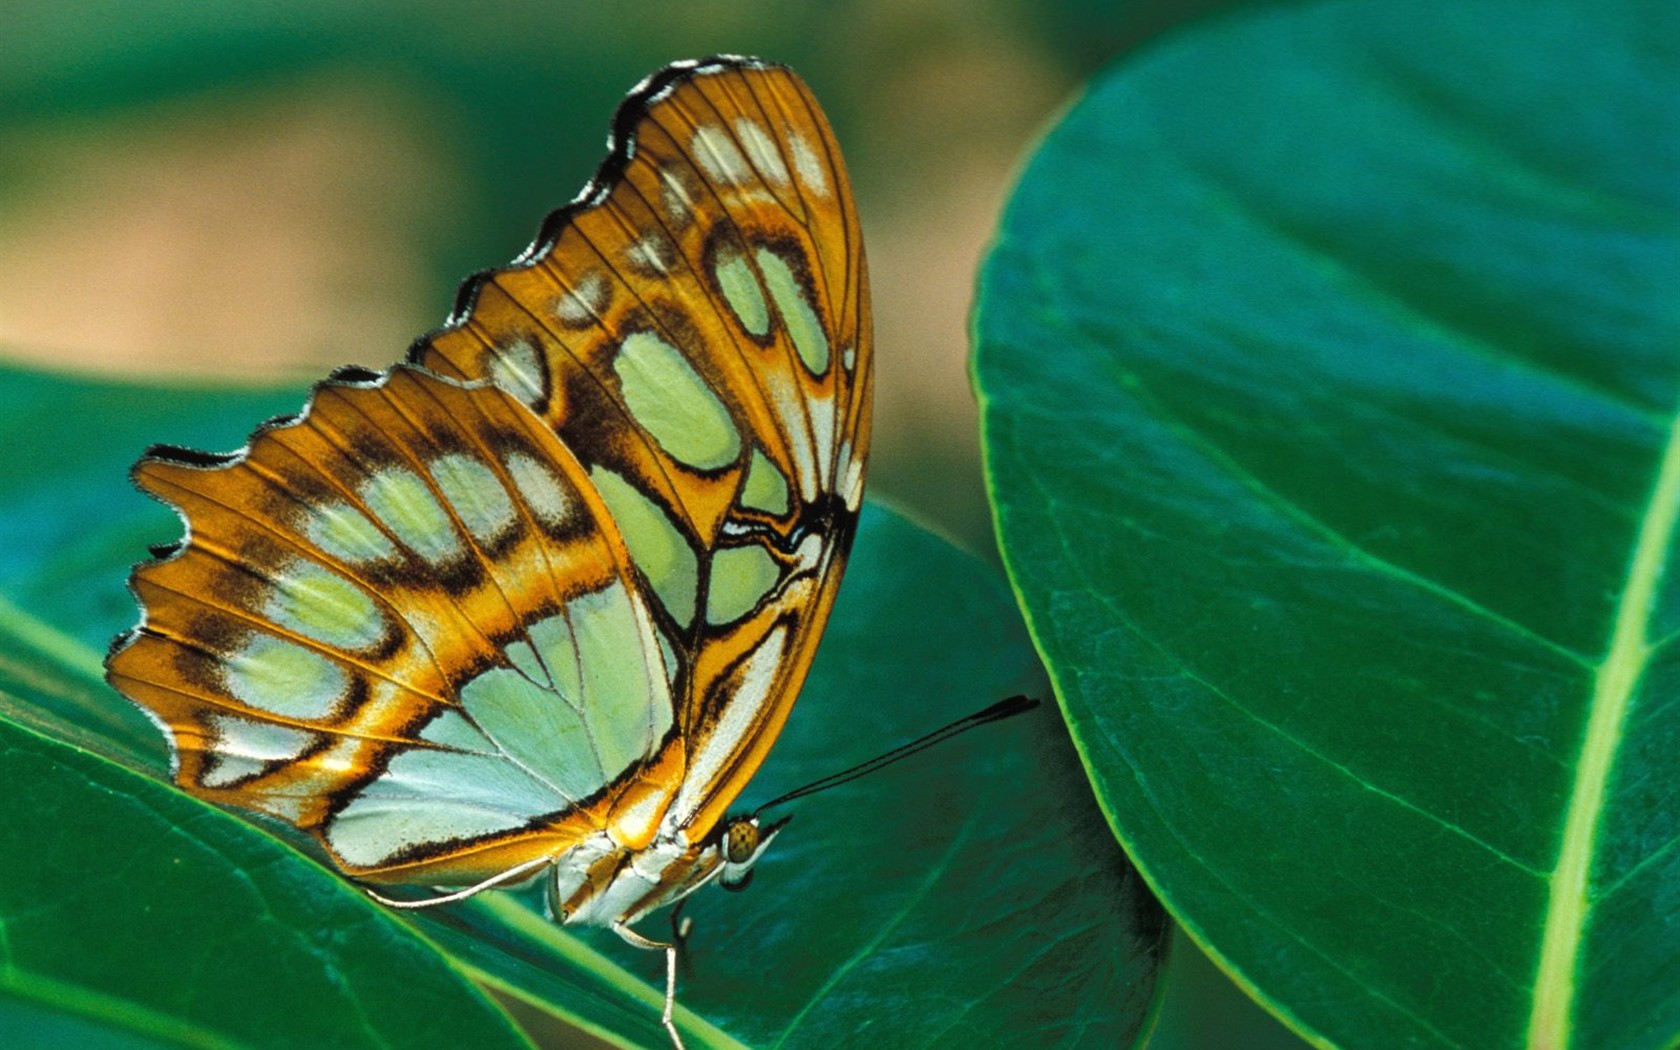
[413,58,871,838]
[109,368,681,883]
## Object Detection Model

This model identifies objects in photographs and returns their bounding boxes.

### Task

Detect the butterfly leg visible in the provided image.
[671,897,695,947]
[614,921,686,1050]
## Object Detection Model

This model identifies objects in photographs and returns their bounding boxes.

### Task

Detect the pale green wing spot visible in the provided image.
[529,615,583,701]
[567,582,672,774]
[627,234,675,275]
[460,664,604,801]
[505,453,574,529]
[762,366,818,502]
[327,746,563,867]
[809,391,837,486]
[556,272,609,326]
[502,637,545,681]
[430,453,517,546]
[841,441,865,510]
[487,337,545,408]
[613,331,742,471]
[672,624,788,823]
[420,709,498,754]
[741,448,790,515]
[788,132,830,197]
[449,583,670,806]
[360,467,461,563]
[304,502,397,564]
[706,545,781,625]
[734,118,790,186]
[659,167,696,226]
[223,633,348,720]
[654,627,679,689]
[265,562,386,650]
[201,713,318,789]
[691,125,752,185]
[715,249,770,337]
[756,247,829,375]
[590,467,699,626]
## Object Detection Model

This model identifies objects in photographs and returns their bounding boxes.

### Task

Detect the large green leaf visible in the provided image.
[974,1,1679,1049]
[0,368,304,768]
[0,716,536,1050]
[0,361,1163,1047]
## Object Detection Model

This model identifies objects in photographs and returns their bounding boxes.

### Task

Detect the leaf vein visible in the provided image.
[766,817,975,1049]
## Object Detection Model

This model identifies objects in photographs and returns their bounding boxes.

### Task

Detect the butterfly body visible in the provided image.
[106,55,869,1023]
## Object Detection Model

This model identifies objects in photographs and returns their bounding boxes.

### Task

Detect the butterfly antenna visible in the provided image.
[753,694,1040,817]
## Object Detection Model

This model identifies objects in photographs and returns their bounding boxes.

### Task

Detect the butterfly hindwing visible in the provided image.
[108,366,679,883]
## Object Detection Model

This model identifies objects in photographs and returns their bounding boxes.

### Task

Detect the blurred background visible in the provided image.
[0,1,1307,1046]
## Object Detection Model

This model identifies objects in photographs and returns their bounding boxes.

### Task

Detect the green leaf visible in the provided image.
[0,360,1163,1047]
[0,368,304,769]
[0,985,181,1050]
[0,368,302,654]
[656,505,1163,1048]
[0,718,535,1050]
[973,1,1680,1049]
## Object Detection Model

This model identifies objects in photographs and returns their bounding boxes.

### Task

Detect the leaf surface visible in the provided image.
[0,716,534,1050]
[974,1,1680,1048]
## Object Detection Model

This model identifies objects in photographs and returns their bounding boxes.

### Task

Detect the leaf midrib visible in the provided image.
[0,945,256,1050]
[467,895,750,1050]
[766,815,975,1050]
[1527,401,1680,1050]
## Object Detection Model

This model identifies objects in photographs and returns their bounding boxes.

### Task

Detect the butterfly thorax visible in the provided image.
[552,813,784,927]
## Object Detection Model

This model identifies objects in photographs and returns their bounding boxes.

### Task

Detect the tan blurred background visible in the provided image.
[0,1,1310,1046]
[0,0,1107,551]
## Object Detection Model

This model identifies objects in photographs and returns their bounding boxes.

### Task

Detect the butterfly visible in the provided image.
[105,55,869,1049]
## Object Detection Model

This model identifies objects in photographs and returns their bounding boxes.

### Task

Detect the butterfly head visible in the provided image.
[716,814,790,893]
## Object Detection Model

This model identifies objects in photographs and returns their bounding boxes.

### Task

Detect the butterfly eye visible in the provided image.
[724,818,760,865]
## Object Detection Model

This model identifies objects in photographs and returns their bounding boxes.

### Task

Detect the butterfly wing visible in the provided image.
[411,57,872,841]
[107,57,870,889]
[108,366,681,884]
